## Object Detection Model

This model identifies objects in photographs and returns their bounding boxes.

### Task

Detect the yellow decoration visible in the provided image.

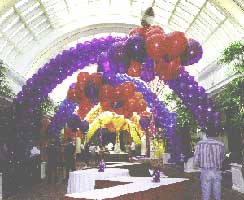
[85,111,142,144]
[85,104,103,123]
[153,138,165,159]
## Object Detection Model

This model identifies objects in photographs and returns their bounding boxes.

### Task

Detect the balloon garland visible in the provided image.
[67,72,148,119]
[13,9,219,165]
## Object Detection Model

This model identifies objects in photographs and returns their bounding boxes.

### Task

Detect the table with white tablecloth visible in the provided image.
[65,177,190,200]
[67,168,129,194]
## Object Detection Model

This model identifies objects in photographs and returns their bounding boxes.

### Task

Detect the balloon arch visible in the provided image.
[14,25,220,162]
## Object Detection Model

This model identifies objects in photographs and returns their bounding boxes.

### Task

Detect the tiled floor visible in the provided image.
[5,162,244,200]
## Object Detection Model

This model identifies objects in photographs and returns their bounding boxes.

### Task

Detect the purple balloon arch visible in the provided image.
[14,35,220,163]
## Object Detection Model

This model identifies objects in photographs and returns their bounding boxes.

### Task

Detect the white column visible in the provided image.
[231,163,244,193]
[41,162,47,179]
[163,153,171,164]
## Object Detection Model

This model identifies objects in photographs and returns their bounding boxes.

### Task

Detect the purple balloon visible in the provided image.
[84,81,99,100]
[125,34,146,63]
[181,39,203,66]
[139,116,150,130]
[107,41,129,65]
[140,69,155,82]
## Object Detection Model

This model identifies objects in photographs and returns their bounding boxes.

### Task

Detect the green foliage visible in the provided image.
[39,97,59,117]
[0,64,14,98]
[214,76,244,130]
[164,92,197,134]
[218,41,244,73]
[216,40,244,130]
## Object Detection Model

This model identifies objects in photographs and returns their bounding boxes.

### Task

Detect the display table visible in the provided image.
[231,163,244,193]
[67,168,129,194]
[65,177,190,200]
[104,152,129,162]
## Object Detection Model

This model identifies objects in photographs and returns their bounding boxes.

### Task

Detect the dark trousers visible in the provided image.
[47,163,57,184]
[65,159,75,180]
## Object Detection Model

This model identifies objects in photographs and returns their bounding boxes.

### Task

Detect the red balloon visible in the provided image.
[134,92,143,101]
[99,85,114,100]
[77,72,90,83]
[137,99,147,112]
[165,32,187,59]
[113,86,123,100]
[128,98,137,111]
[124,111,133,119]
[127,60,142,77]
[89,73,102,87]
[145,25,165,39]
[101,101,111,111]
[158,57,181,81]
[122,82,136,98]
[146,33,167,60]
[129,27,146,37]
[67,88,79,102]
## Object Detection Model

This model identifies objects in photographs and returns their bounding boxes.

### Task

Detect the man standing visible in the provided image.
[64,138,76,180]
[194,127,226,200]
[47,139,58,184]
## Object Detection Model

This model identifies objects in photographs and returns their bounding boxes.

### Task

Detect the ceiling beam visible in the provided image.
[0,30,22,54]
[167,0,181,24]
[185,0,208,34]
[13,5,37,41]
[202,17,227,44]
[36,0,54,29]
[63,0,70,14]
[212,0,244,29]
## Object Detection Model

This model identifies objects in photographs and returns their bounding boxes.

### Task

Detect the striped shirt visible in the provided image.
[193,137,226,169]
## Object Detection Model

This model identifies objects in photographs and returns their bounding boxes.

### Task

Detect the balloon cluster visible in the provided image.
[67,72,147,119]
[47,99,78,138]
[167,70,221,132]
[67,114,89,133]
[97,25,203,82]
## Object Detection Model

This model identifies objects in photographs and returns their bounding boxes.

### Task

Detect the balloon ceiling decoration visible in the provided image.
[13,6,221,164]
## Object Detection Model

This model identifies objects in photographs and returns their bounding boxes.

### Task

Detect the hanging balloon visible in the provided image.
[144,25,165,39]
[77,72,90,83]
[139,116,150,130]
[180,39,203,66]
[125,34,146,63]
[127,60,142,77]
[84,81,99,100]
[145,33,166,60]
[80,120,89,133]
[107,41,129,65]
[164,32,187,60]
[99,85,114,100]
[129,27,145,37]
[122,82,136,98]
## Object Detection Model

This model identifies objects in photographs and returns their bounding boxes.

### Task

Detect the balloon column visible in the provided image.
[166,71,221,132]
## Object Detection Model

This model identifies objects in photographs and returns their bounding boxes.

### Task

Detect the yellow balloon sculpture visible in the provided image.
[85,104,103,123]
[153,138,165,159]
[85,111,142,144]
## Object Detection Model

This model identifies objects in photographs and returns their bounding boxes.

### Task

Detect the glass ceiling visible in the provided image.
[0,0,243,101]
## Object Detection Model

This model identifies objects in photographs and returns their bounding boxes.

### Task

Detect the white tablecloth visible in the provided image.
[66,177,188,199]
[67,168,129,194]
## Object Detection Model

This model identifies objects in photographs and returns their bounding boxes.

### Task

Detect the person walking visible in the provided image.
[64,138,76,180]
[193,127,226,200]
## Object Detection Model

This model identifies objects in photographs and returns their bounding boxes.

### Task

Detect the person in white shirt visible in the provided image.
[30,144,41,183]
[107,142,114,151]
